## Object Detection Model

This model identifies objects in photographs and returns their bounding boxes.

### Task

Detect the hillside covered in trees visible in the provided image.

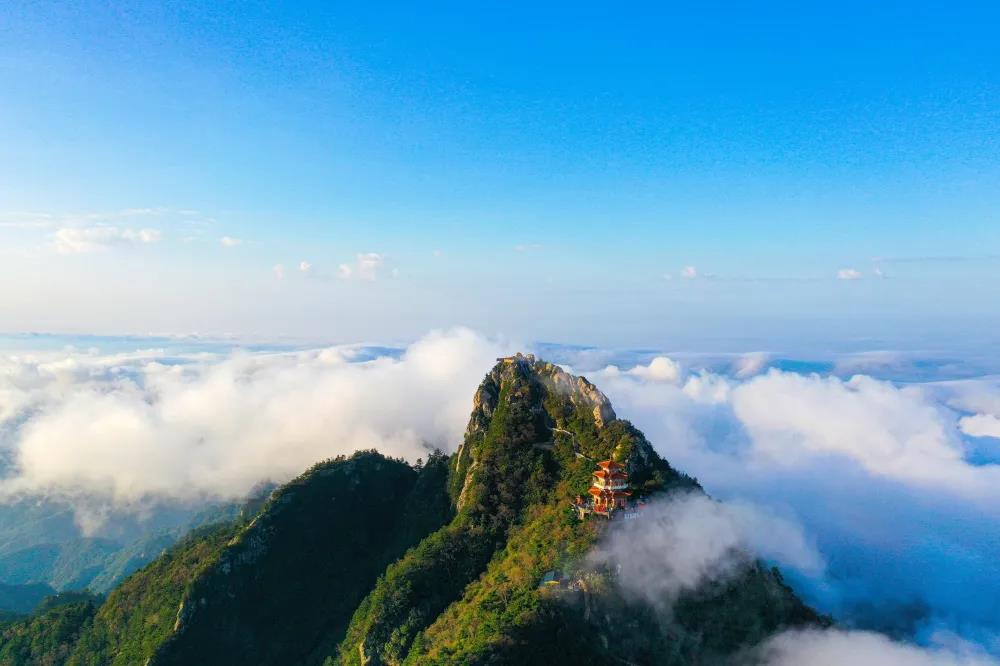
[0,355,825,665]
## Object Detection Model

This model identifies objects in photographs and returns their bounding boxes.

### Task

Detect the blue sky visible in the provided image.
[1,1,998,346]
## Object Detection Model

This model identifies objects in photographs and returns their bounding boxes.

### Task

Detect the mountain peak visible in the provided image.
[454,354,676,515]
[467,353,615,437]
[0,355,821,666]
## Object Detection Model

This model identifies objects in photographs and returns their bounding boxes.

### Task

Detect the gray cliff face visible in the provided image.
[535,360,617,428]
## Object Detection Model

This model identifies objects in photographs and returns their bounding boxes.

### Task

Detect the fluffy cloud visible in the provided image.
[594,362,1000,501]
[731,371,999,495]
[0,329,509,512]
[299,260,313,274]
[338,252,385,281]
[53,226,161,254]
[219,236,242,247]
[628,356,682,383]
[837,268,862,280]
[600,357,683,384]
[591,492,823,612]
[680,265,698,279]
[960,414,1000,439]
[752,629,999,666]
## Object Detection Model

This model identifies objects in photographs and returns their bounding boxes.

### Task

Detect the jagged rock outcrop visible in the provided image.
[535,360,617,428]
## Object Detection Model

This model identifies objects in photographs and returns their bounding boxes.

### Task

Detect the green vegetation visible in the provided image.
[66,524,237,666]
[0,451,451,665]
[405,501,598,664]
[0,595,97,666]
[150,451,452,666]
[337,358,568,665]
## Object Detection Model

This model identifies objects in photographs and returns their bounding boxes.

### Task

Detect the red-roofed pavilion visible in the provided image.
[587,459,631,514]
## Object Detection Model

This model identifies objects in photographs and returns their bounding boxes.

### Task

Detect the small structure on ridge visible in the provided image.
[538,570,563,588]
[573,459,632,519]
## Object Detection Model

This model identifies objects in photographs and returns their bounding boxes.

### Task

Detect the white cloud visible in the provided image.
[755,629,999,666]
[338,252,385,281]
[53,226,161,254]
[299,261,313,274]
[682,371,732,404]
[0,329,510,515]
[219,236,242,247]
[960,414,1000,439]
[590,492,823,612]
[272,264,285,280]
[734,351,769,378]
[731,371,1000,495]
[627,356,682,383]
[680,265,698,279]
[837,268,862,280]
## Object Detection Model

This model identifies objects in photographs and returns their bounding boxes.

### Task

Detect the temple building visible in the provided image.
[573,459,631,517]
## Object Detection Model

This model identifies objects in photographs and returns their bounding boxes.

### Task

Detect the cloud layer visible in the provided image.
[730,371,999,495]
[54,226,161,254]
[0,329,508,510]
[591,492,823,612]
[0,332,998,656]
[751,629,998,666]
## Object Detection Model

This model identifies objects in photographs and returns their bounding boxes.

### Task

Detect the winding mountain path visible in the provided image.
[549,426,593,460]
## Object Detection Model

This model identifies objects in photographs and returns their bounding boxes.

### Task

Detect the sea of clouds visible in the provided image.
[0,328,998,663]
[0,329,508,514]
[571,348,1000,664]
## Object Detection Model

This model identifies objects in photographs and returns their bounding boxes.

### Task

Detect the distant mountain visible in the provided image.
[0,355,824,665]
[0,582,55,615]
[0,539,120,593]
[0,492,262,597]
